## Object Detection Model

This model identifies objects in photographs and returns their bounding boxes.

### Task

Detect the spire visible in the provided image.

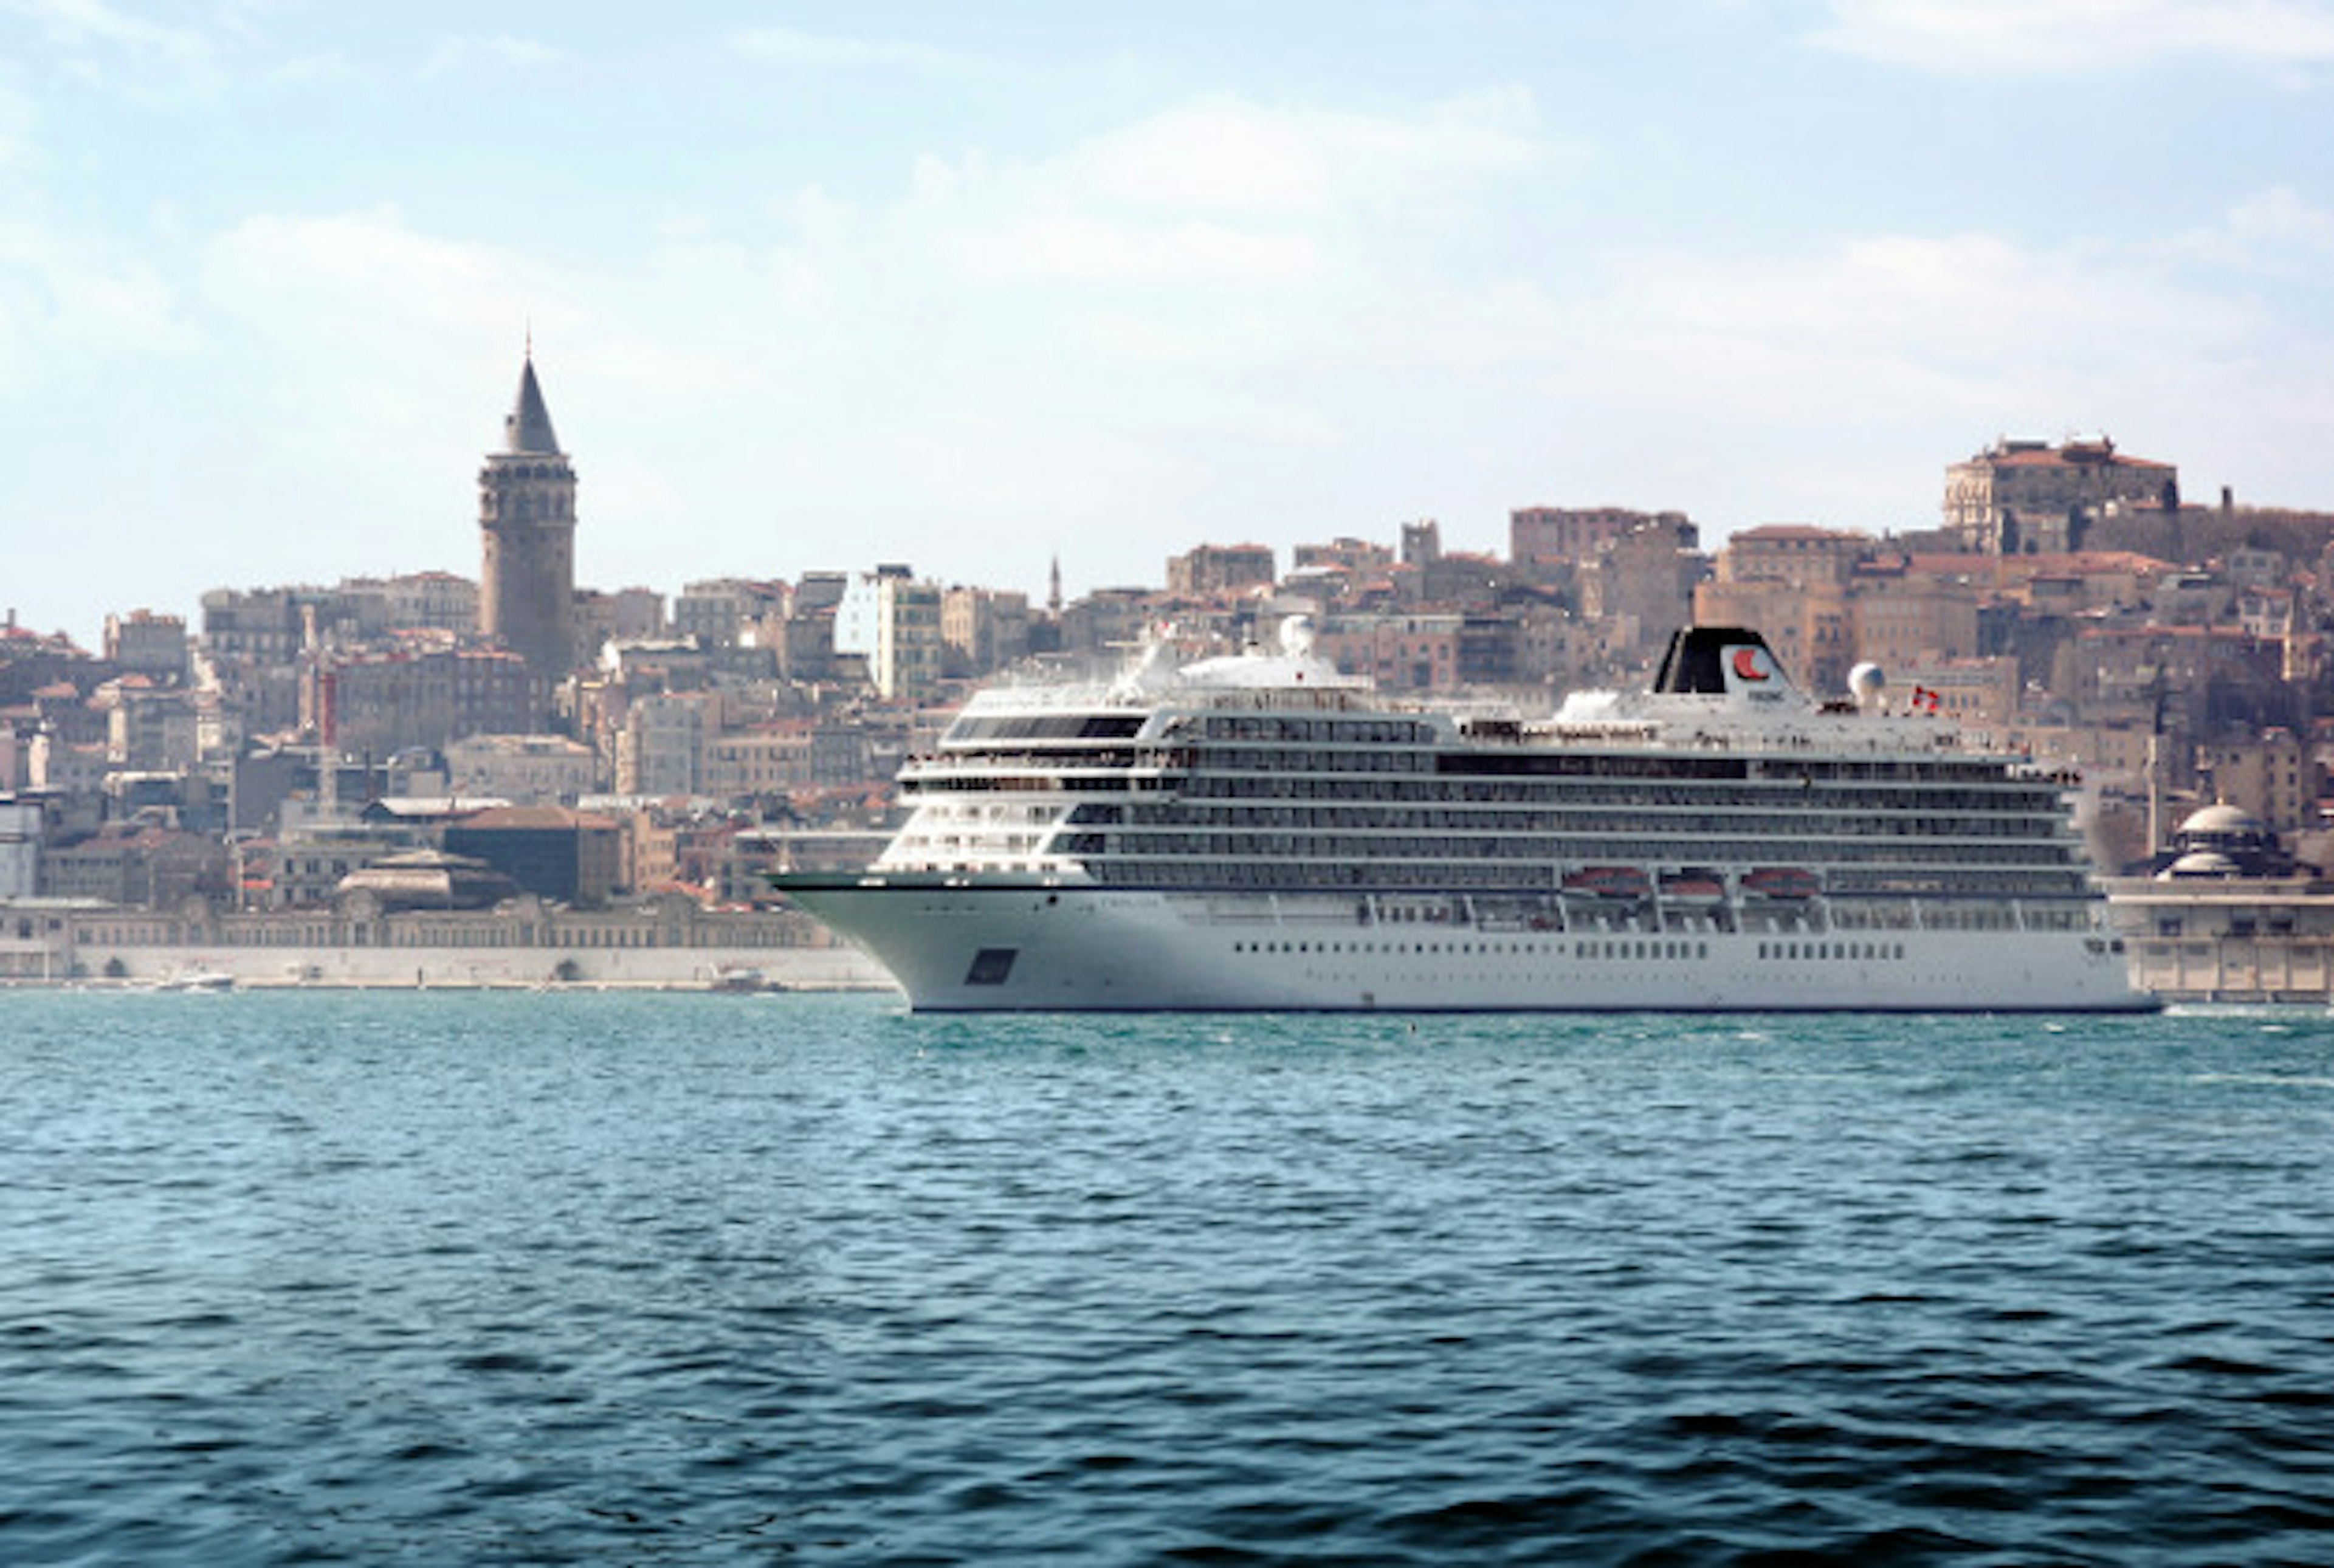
[504,348,561,455]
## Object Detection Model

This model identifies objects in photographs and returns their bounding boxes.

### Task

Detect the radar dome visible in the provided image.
[1279,614,1317,658]
[1848,662,1885,704]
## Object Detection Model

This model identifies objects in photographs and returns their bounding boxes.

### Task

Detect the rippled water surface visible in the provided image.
[5,992,2334,1564]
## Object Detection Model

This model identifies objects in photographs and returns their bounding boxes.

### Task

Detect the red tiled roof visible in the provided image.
[1982,444,2173,471]
[1732,524,1867,542]
[457,805,622,832]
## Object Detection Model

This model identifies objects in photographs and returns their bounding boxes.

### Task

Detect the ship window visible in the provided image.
[964,948,1017,986]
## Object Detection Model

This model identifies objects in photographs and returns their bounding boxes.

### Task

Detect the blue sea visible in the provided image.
[4,992,2332,1565]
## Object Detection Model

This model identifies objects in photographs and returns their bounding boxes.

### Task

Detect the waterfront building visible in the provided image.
[95,679,199,772]
[1167,544,1276,599]
[478,349,579,678]
[673,579,790,649]
[1944,436,2178,554]
[1292,537,1396,576]
[263,825,416,910]
[308,646,537,755]
[29,735,108,796]
[2198,729,2314,836]
[336,848,521,913]
[1847,568,1981,672]
[443,732,601,805]
[0,800,37,899]
[1578,515,1707,666]
[0,892,881,989]
[615,693,709,797]
[834,568,944,700]
[103,610,190,683]
[38,824,228,908]
[1314,613,1464,691]
[702,724,816,800]
[2104,805,2334,1002]
[444,805,622,909]
[337,573,481,636]
[1510,507,1689,574]
[1715,524,1874,590]
[940,587,1031,678]
[607,586,667,641]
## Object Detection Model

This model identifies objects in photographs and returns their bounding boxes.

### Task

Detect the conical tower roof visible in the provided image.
[503,354,561,455]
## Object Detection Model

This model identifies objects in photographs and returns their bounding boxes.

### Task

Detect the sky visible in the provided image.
[5,0,2334,645]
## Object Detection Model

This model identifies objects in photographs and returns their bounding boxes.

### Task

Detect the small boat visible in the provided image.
[1658,870,1728,904]
[1742,867,1821,900]
[708,965,783,993]
[156,969,236,992]
[1563,865,1651,900]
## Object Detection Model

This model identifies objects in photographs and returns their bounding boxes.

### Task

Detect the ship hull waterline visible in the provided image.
[777,875,2157,1014]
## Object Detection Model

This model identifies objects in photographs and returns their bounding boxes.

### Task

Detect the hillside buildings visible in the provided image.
[13,388,2334,1004]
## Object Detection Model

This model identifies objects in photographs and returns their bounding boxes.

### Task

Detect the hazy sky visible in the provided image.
[5,1,2334,644]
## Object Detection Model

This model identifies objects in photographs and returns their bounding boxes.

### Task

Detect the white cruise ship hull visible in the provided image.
[780,878,2155,1013]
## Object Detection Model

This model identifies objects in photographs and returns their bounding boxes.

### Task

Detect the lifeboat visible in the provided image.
[1658,870,1727,904]
[1563,865,1651,900]
[1742,866,1821,900]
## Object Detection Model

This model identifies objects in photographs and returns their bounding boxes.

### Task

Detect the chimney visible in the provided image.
[2222,486,2234,515]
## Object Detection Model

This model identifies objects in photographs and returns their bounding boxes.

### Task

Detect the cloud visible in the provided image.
[2167,185,2334,277]
[198,206,562,451]
[730,25,988,75]
[1810,0,2334,75]
[1566,229,2271,431]
[421,34,566,77]
[0,74,31,165]
[898,91,1552,301]
[1051,90,1546,219]
[0,0,222,98]
[0,212,199,396]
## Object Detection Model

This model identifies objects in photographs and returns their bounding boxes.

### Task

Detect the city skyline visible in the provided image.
[6,1,2334,643]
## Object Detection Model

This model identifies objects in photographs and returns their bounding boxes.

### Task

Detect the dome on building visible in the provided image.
[2177,803,2269,841]
[2158,850,2242,881]
[336,848,520,913]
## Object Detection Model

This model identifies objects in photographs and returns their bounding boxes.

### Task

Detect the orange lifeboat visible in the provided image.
[1743,866,1821,899]
[1658,870,1727,904]
[1563,865,1651,899]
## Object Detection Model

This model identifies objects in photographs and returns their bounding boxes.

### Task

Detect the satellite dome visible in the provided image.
[1847,662,1885,703]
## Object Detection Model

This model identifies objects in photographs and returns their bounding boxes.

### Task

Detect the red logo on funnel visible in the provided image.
[1731,647,1770,682]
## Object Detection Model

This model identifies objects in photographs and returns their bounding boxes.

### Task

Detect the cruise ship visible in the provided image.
[774,623,2152,1013]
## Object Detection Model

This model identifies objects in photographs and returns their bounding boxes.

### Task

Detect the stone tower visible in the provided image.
[478,350,578,677]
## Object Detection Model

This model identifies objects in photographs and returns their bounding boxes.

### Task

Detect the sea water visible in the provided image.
[3,991,2331,1564]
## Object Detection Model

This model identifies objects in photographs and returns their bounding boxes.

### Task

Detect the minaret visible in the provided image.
[478,346,578,678]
